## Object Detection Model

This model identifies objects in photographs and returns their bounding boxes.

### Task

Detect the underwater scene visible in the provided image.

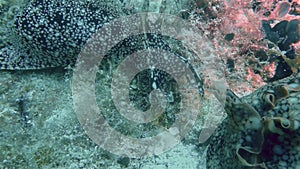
[0,0,300,168]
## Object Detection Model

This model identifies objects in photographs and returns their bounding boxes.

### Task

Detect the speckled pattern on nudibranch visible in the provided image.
[0,0,123,69]
[0,0,194,70]
[207,73,300,169]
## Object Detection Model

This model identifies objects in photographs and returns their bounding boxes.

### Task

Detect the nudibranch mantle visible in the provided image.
[207,73,300,169]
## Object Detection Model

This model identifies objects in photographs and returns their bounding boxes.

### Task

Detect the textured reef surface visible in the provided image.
[1,0,300,168]
[207,73,300,168]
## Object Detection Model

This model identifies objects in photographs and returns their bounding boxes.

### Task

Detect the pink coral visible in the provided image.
[261,62,276,78]
[246,67,266,87]
[222,0,264,43]
[191,0,300,94]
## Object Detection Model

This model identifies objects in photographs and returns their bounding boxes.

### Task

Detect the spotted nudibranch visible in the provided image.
[0,0,123,69]
[207,73,300,169]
